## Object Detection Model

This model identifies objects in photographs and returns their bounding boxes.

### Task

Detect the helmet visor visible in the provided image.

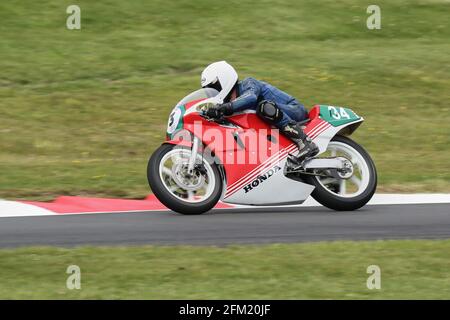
[204,81,222,92]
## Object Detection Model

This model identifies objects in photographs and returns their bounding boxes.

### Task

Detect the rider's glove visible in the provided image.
[205,103,233,119]
[205,105,222,119]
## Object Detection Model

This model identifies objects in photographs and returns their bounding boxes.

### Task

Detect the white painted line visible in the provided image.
[366,193,450,205]
[299,193,450,206]
[226,193,450,209]
[0,200,56,218]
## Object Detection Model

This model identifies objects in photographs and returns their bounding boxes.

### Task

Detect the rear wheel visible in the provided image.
[304,135,377,211]
[147,143,223,215]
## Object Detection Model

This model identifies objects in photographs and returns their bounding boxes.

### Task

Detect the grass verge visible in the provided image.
[0,239,449,299]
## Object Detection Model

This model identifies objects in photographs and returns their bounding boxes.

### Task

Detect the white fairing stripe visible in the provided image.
[226,144,296,192]
[307,121,328,138]
[225,144,297,197]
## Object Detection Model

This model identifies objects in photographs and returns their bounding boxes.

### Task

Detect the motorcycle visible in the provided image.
[147,88,377,214]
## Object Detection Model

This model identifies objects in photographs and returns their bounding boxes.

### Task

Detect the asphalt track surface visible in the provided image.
[0,203,449,247]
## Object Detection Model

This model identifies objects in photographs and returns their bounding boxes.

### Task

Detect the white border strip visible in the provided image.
[231,193,450,208]
[365,193,450,205]
[0,200,56,217]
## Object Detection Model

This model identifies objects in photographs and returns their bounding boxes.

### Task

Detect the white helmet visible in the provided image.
[201,61,238,101]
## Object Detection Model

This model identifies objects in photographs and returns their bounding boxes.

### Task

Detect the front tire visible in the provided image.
[304,135,377,211]
[147,143,223,215]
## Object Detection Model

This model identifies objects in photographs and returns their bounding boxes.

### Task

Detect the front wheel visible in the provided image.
[147,143,223,215]
[304,135,377,211]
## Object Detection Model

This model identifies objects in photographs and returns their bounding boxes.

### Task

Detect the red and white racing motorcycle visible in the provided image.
[147,88,377,214]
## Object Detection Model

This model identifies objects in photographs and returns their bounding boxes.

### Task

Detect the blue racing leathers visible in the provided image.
[229,77,308,128]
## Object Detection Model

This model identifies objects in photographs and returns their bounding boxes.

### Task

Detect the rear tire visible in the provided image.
[147,144,223,215]
[304,135,377,211]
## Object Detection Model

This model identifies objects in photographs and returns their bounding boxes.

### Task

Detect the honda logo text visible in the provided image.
[243,165,281,193]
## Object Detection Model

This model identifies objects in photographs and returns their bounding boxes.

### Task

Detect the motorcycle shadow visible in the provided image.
[203,206,371,216]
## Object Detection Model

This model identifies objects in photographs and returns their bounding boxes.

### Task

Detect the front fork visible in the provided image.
[187,136,200,173]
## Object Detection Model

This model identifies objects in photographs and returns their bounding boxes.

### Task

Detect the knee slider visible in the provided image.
[257,100,283,124]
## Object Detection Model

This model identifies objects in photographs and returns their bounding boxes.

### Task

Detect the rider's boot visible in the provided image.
[282,121,319,169]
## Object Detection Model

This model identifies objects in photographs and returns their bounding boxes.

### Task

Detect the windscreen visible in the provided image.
[176,88,219,107]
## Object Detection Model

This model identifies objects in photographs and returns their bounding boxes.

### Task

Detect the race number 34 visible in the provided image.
[328,106,350,120]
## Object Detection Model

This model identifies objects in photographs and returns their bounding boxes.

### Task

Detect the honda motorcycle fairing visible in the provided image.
[148,88,377,214]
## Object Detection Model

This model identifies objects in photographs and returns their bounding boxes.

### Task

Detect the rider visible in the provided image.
[201,60,319,165]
